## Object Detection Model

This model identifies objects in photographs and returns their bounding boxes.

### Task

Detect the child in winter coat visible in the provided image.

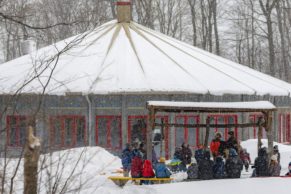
[195,145,204,164]
[121,143,133,177]
[198,150,214,180]
[155,157,171,178]
[142,159,155,185]
[131,155,143,178]
[213,156,226,179]
[187,158,199,179]
[225,148,243,178]
[269,155,281,176]
[285,162,291,176]
[239,148,251,172]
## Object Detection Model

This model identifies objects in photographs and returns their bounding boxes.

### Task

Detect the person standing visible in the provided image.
[181,143,192,171]
[252,147,269,177]
[210,132,224,158]
[273,145,280,164]
[239,148,251,172]
[226,131,238,152]
[121,143,133,177]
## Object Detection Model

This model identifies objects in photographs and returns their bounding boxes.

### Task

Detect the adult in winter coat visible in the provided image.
[285,162,291,176]
[131,155,143,178]
[195,145,205,164]
[210,132,225,158]
[273,145,281,164]
[142,160,155,178]
[269,155,281,176]
[181,143,192,165]
[121,143,133,177]
[226,131,238,151]
[213,156,226,179]
[225,148,243,178]
[252,147,269,177]
[139,142,147,160]
[187,158,199,179]
[239,148,251,172]
[173,147,183,161]
[155,157,171,178]
[198,150,214,180]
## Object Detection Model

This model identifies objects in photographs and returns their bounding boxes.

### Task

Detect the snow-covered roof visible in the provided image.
[147,101,276,112]
[1,20,291,96]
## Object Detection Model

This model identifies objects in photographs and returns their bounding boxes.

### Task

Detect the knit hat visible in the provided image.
[271,155,277,162]
[159,157,166,163]
[228,131,234,136]
[215,132,222,138]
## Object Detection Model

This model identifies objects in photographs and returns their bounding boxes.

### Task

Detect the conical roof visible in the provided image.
[1,20,291,96]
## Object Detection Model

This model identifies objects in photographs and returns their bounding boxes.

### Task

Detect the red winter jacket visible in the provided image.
[131,156,143,178]
[142,160,155,178]
[210,140,221,157]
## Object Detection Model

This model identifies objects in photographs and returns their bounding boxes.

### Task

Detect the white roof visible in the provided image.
[1,20,291,96]
[147,101,276,110]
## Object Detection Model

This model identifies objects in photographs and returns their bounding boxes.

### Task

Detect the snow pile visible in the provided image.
[0,146,121,194]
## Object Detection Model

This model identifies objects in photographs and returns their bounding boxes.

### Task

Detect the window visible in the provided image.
[6,116,30,147]
[208,114,238,142]
[127,115,169,158]
[175,115,200,148]
[96,116,122,149]
[50,116,86,148]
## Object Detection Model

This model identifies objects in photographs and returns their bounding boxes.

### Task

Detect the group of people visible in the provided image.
[121,142,171,182]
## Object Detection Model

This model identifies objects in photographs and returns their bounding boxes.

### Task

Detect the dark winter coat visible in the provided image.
[181,146,192,165]
[132,148,142,158]
[225,156,243,178]
[174,148,183,161]
[253,148,269,177]
[226,136,238,151]
[187,163,199,179]
[213,157,226,179]
[269,162,281,176]
[121,148,133,170]
[131,156,143,178]
[155,162,171,178]
[142,160,155,178]
[198,151,214,180]
[194,149,204,164]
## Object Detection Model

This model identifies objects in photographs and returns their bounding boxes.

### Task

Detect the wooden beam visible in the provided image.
[146,107,155,161]
[154,122,261,129]
[265,111,274,161]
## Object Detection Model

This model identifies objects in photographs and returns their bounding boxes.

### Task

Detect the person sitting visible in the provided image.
[187,158,199,180]
[285,162,291,176]
[226,131,238,152]
[213,156,226,179]
[121,143,133,177]
[142,159,155,184]
[239,148,251,172]
[131,154,143,178]
[155,157,171,178]
[252,147,269,177]
[225,148,243,178]
[198,150,214,180]
[269,155,281,176]
[195,144,205,164]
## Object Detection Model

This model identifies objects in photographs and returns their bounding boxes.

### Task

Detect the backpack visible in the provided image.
[225,157,243,178]
[187,163,199,179]
[198,159,214,180]
[131,156,143,178]
[255,156,269,177]
[142,160,155,178]
[155,162,171,178]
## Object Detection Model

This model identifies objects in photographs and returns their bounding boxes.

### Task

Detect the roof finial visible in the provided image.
[116,0,131,23]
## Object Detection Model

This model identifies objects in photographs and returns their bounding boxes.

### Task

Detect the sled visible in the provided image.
[108,176,173,187]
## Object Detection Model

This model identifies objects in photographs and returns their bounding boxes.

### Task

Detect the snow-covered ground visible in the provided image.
[1,139,291,193]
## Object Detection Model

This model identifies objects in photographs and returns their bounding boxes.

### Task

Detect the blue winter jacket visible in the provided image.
[155,162,172,178]
[122,148,133,170]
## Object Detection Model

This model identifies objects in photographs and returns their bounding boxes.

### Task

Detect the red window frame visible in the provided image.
[127,115,169,158]
[174,115,200,148]
[95,115,122,150]
[6,115,30,147]
[208,114,238,140]
[50,115,86,148]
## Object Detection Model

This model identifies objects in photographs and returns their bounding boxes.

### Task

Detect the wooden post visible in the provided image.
[203,117,210,149]
[265,111,274,161]
[160,118,164,158]
[257,117,263,154]
[146,107,155,161]
[24,124,40,194]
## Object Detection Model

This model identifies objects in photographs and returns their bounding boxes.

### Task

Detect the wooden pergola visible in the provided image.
[145,101,277,161]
